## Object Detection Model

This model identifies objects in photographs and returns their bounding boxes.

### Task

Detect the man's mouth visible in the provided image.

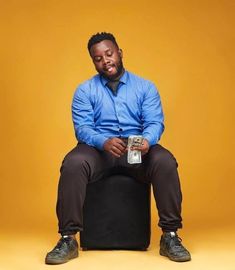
[104,65,115,73]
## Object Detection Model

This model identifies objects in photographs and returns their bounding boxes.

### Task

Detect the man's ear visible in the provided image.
[119,49,123,58]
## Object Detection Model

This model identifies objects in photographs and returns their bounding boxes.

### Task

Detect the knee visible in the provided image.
[149,147,178,171]
[61,149,89,174]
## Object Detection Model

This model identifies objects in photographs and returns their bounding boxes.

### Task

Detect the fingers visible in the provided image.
[131,139,149,155]
[114,138,127,149]
[104,138,127,157]
[131,143,144,151]
[110,149,121,158]
[114,141,127,152]
[110,138,127,153]
[104,137,150,157]
[110,145,124,157]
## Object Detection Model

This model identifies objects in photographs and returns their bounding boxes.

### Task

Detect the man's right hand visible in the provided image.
[103,138,127,158]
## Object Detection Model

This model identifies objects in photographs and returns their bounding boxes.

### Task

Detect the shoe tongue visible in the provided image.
[170,232,176,237]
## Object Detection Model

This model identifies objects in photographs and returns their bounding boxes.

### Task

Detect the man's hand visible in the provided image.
[131,139,150,155]
[103,138,127,157]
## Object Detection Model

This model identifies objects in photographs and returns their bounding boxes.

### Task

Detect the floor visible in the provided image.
[1,226,235,270]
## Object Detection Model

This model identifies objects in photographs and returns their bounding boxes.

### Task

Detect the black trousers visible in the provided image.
[56,144,183,235]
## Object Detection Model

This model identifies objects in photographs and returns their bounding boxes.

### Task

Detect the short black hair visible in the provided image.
[87,32,119,53]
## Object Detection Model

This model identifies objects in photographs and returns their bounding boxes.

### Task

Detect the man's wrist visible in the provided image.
[94,136,109,150]
[143,137,151,146]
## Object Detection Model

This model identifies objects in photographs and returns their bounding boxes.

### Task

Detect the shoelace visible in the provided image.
[172,235,182,246]
[169,235,186,251]
[54,237,70,251]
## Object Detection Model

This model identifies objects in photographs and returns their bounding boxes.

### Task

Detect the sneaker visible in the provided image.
[160,232,191,262]
[45,236,78,265]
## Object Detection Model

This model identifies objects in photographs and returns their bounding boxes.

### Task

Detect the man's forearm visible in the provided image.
[76,126,108,150]
[142,123,165,146]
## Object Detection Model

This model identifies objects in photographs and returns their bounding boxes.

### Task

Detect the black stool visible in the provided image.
[80,174,151,250]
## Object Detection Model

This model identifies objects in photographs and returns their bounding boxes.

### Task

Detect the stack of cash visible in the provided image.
[127,135,144,164]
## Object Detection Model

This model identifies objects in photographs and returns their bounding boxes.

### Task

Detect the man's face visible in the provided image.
[89,40,124,80]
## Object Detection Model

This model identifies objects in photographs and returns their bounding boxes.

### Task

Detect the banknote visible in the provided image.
[127,135,144,164]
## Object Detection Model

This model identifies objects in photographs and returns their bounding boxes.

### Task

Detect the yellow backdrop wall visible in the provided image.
[0,0,234,235]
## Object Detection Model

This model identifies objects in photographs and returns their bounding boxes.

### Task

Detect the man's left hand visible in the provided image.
[131,139,150,155]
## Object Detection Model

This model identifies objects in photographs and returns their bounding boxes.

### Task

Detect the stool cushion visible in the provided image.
[80,174,151,250]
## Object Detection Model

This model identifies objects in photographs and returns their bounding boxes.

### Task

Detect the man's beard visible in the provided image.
[100,59,124,81]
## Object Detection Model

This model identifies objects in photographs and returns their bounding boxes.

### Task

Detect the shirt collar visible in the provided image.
[100,70,128,87]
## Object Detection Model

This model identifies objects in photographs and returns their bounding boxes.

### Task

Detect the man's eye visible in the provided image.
[94,57,101,62]
[107,52,112,56]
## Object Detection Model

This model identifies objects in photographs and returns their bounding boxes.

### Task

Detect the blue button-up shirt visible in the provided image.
[72,71,164,150]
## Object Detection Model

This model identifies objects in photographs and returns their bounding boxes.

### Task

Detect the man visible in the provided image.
[45,32,191,264]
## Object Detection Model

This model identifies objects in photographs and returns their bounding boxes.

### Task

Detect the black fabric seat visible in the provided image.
[80,174,151,250]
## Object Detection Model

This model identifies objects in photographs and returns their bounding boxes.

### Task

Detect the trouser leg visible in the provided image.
[143,144,183,232]
[56,142,182,235]
[110,144,183,231]
[56,144,115,236]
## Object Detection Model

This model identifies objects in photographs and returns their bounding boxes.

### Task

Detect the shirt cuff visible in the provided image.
[92,135,109,150]
[143,134,157,146]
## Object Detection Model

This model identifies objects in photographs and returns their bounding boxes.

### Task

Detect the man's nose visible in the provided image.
[103,56,110,65]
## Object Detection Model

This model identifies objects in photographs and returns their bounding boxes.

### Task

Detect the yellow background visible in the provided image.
[1,0,234,251]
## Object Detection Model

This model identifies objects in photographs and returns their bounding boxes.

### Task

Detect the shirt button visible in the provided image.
[119,128,123,132]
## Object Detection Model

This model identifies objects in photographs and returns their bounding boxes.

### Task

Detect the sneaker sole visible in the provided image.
[159,249,191,262]
[45,250,79,265]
